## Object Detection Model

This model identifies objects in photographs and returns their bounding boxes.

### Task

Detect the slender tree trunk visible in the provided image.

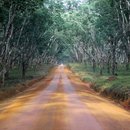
[22,62,26,79]
[99,59,104,75]
[112,41,116,75]
[5,70,9,80]
[2,67,6,86]
[100,66,103,75]
[126,55,130,70]
[107,55,111,74]
[16,18,27,46]
[92,59,96,72]
[124,43,130,70]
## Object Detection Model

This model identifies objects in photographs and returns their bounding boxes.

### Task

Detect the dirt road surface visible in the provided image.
[0,65,130,130]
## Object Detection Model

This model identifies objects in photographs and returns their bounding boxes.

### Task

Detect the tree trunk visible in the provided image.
[111,41,116,75]
[100,67,103,75]
[5,70,9,80]
[124,44,130,70]
[126,55,130,70]
[107,55,111,74]
[22,62,26,79]
[99,59,104,75]
[2,67,6,86]
[92,59,96,72]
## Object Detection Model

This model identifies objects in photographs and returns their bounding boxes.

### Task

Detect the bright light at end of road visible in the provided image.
[60,63,64,67]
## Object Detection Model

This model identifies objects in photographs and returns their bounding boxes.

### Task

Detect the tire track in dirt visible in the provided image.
[0,65,130,130]
[62,71,103,130]
[64,66,130,130]
[0,70,60,130]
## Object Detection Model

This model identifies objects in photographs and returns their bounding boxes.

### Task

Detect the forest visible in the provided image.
[0,0,130,103]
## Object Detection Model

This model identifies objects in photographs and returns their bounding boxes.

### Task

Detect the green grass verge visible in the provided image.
[1,64,53,88]
[69,63,130,103]
[0,64,53,101]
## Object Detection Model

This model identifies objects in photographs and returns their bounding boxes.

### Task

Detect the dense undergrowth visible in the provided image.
[69,63,130,109]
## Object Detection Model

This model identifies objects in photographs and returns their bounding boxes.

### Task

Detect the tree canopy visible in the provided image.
[0,0,130,84]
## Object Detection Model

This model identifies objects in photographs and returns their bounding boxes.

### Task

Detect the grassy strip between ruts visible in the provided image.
[68,63,130,109]
[0,64,53,101]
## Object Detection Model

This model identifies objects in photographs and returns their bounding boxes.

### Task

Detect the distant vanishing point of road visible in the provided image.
[0,65,130,130]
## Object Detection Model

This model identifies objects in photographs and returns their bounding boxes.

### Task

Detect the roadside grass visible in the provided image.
[69,63,130,108]
[4,64,53,87]
[0,64,53,101]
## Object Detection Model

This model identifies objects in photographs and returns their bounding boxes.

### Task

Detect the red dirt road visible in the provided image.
[0,65,130,130]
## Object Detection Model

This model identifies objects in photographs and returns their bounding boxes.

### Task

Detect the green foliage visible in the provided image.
[69,63,130,87]
[69,63,130,101]
[1,0,130,84]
